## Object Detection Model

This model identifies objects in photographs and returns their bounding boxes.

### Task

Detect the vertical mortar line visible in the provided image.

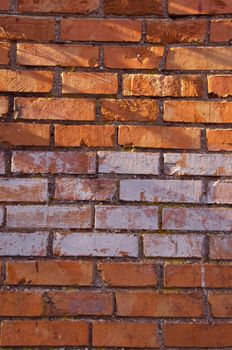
[141,19,146,43]
[201,128,207,152]
[205,18,211,45]
[89,321,93,347]
[158,320,165,350]
[98,0,104,17]
[99,46,105,70]
[162,0,169,18]
[10,0,18,12]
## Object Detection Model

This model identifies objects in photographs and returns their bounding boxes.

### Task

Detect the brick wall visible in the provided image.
[0,0,232,348]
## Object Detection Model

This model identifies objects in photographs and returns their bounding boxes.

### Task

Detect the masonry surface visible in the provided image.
[0,0,232,348]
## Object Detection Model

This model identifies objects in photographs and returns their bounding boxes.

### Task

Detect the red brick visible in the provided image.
[14,97,96,121]
[0,70,53,93]
[169,0,232,14]
[208,293,232,317]
[55,178,117,201]
[104,46,164,69]
[209,235,232,260]
[144,234,204,258]
[62,72,118,94]
[7,260,93,286]
[45,291,113,316]
[0,123,50,146]
[53,232,139,257]
[0,96,8,117]
[104,0,163,15]
[55,125,115,147]
[98,262,157,287]
[164,264,202,288]
[0,291,42,316]
[0,0,10,10]
[0,232,48,256]
[119,126,201,150]
[123,74,204,97]
[164,323,232,348]
[208,180,232,204]
[0,16,55,41]
[0,42,10,64]
[101,99,159,122]
[147,19,207,43]
[116,291,204,317]
[208,76,232,97]
[166,47,232,70]
[0,320,89,347]
[207,129,232,151]
[0,178,47,202]
[205,265,232,288]
[18,0,99,13]
[6,205,92,229]
[164,100,232,123]
[95,205,158,230]
[61,19,142,42]
[93,322,159,348]
[12,151,96,174]
[17,43,99,67]
[211,19,232,42]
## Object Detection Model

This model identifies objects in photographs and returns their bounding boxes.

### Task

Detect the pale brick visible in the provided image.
[210,235,232,260]
[0,152,5,174]
[208,180,232,204]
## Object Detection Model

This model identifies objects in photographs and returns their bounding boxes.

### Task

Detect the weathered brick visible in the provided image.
[0,178,47,202]
[166,47,232,70]
[0,42,10,64]
[18,0,99,13]
[0,152,5,174]
[120,179,203,203]
[7,260,93,286]
[169,0,232,15]
[95,205,158,230]
[12,151,96,174]
[104,0,163,15]
[55,125,115,147]
[0,291,42,316]
[164,264,202,288]
[207,129,232,151]
[116,291,204,317]
[61,19,142,42]
[14,97,96,121]
[6,205,92,229]
[101,99,159,122]
[0,320,89,347]
[93,322,159,348]
[17,43,99,67]
[0,0,10,10]
[164,153,232,176]
[0,70,53,93]
[45,291,113,316]
[164,101,232,123]
[62,72,118,94]
[208,293,232,317]
[0,123,50,146]
[98,151,159,174]
[209,235,232,260]
[147,19,207,43]
[53,232,138,257]
[123,74,204,97]
[0,232,48,256]
[0,96,8,117]
[55,178,117,201]
[0,16,55,41]
[163,207,232,231]
[208,180,232,204]
[205,265,232,288]
[104,46,164,69]
[144,234,204,258]
[119,126,201,149]
[98,262,157,287]
[211,19,232,42]
[164,323,232,348]
[208,76,232,97]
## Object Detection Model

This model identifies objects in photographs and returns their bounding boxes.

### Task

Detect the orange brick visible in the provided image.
[17,43,99,67]
[211,19,232,42]
[169,0,232,15]
[104,46,164,69]
[18,0,99,13]
[0,96,8,117]
[0,123,50,146]
[0,70,53,93]
[62,72,118,94]
[0,291,42,316]
[55,125,115,147]
[164,264,202,288]
[103,0,163,15]
[61,19,142,42]
[208,75,232,97]
[0,42,10,64]
[119,125,201,149]
[207,129,232,151]
[209,293,232,317]
[0,0,10,10]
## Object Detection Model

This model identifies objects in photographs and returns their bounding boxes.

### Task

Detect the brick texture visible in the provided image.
[1,1,232,348]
